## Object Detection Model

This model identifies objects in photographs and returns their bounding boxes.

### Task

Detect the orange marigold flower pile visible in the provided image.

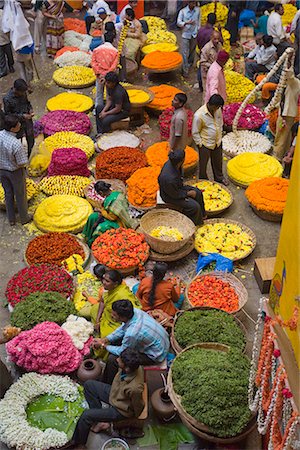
[55,46,80,58]
[141,51,182,70]
[126,166,161,208]
[146,141,198,170]
[64,18,86,34]
[147,85,184,111]
[245,177,289,214]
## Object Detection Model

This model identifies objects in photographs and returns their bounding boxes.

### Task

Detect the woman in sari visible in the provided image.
[43,1,73,57]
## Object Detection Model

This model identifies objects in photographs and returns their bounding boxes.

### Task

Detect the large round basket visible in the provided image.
[170,306,247,354]
[249,203,282,222]
[149,238,195,262]
[197,218,256,261]
[128,200,156,213]
[140,208,196,255]
[144,61,183,74]
[228,175,249,189]
[141,45,179,57]
[185,271,248,313]
[187,180,233,217]
[124,85,154,108]
[84,179,126,209]
[167,343,256,444]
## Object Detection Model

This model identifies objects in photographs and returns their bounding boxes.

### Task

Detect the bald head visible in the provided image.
[211,30,221,47]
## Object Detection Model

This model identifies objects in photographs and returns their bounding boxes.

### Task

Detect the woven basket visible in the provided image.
[188,180,233,217]
[149,238,194,262]
[196,218,256,261]
[144,61,183,74]
[84,179,126,209]
[140,208,196,255]
[185,271,248,313]
[125,57,138,80]
[125,85,154,108]
[170,306,247,354]
[228,175,249,189]
[249,203,282,222]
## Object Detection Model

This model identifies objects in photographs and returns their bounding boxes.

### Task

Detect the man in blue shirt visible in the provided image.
[177,1,200,78]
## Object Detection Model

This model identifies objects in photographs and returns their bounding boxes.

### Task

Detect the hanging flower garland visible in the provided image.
[117,20,130,68]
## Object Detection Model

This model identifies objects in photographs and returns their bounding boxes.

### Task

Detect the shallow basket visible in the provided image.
[170,306,247,354]
[185,271,248,313]
[84,179,126,209]
[53,80,95,89]
[228,175,249,189]
[249,202,282,222]
[143,61,183,74]
[188,180,234,217]
[125,85,154,108]
[140,208,196,255]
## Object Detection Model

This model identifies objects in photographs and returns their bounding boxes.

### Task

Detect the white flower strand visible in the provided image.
[282,417,300,450]
[222,130,271,156]
[282,398,293,429]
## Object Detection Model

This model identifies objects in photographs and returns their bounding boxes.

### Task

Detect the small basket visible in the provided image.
[140,208,196,255]
[185,271,248,313]
[249,203,282,222]
[188,180,233,217]
[149,238,194,262]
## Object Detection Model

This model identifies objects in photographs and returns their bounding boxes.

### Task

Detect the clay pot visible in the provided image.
[77,359,102,383]
[151,388,176,422]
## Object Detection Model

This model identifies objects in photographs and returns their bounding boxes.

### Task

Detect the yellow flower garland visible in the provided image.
[38,176,91,197]
[227,153,283,186]
[47,92,93,112]
[201,3,228,26]
[40,131,95,159]
[53,66,96,88]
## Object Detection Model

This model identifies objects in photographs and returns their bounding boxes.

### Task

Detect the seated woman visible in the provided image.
[136,262,184,317]
[116,8,146,61]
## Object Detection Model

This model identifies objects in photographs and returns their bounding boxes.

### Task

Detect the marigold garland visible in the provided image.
[126,166,160,208]
[245,177,289,215]
[148,85,184,111]
[53,66,96,88]
[47,93,93,113]
[40,131,94,159]
[141,51,182,70]
[146,141,198,170]
[282,4,297,26]
[227,153,283,186]
[39,175,91,197]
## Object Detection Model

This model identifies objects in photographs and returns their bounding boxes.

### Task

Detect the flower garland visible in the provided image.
[0,373,80,450]
[48,148,90,177]
[158,107,193,140]
[40,110,91,136]
[46,93,93,113]
[227,153,283,186]
[145,141,198,170]
[53,66,96,88]
[97,131,140,150]
[54,51,92,68]
[245,177,289,215]
[117,20,130,67]
[55,46,80,58]
[222,103,266,130]
[126,166,160,208]
[141,51,182,71]
[222,130,272,156]
[38,175,91,197]
[41,131,95,159]
[146,29,177,45]
[64,30,92,52]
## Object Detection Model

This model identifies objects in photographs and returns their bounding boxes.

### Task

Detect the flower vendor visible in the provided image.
[177,1,200,78]
[89,7,110,36]
[200,30,222,100]
[205,50,229,103]
[82,181,137,246]
[84,0,113,34]
[66,348,144,448]
[116,8,146,61]
[267,4,286,46]
[42,1,74,58]
[158,149,205,225]
[0,115,31,226]
[94,299,169,384]
[169,93,188,152]
[137,262,184,317]
[95,71,130,135]
[197,12,217,50]
[192,94,228,185]
[245,35,276,81]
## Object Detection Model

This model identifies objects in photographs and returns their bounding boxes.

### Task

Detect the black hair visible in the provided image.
[208,94,224,107]
[94,180,111,195]
[175,92,187,106]
[4,115,19,131]
[14,79,28,92]
[263,34,273,46]
[120,348,140,371]
[112,299,134,319]
[105,22,116,32]
[105,71,119,83]
[274,3,283,12]
[93,264,106,280]
[169,149,185,166]
[105,32,116,43]
[125,7,135,19]
[105,269,123,285]
[207,13,216,25]
[149,262,168,307]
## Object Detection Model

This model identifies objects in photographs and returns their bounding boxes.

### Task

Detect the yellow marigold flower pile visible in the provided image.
[148,85,184,111]
[62,254,84,273]
[195,222,254,260]
[40,131,94,159]
[0,178,38,204]
[53,66,96,88]
[34,194,93,233]
[126,88,150,104]
[146,141,198,170]
[221,29,231,53]
[150,226,183,242]
[146,30,177,45]
[225,70,255,104]
[141,51,182,70]
[201,2,228,26]
[192,181,232,213]
[245,177,289,215]
[140,16,167,31]
[227,153,283,186]
[282,4,297,26]
[28,154,50,176]
[126,166,160,208]
[142,43,178,54]
[47,92,93,112]
[38,175,91,197]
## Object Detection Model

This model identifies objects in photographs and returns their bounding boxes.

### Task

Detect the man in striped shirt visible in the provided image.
[93,300,169,384]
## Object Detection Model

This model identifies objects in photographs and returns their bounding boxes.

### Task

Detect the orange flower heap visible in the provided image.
[245,177,289,214]
[126,166,160,208]
[148,85,184,111]
[95,147,147,182]
[146,141,198,170]
[141,51,182,71]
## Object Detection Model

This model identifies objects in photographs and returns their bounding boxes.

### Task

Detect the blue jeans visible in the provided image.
[181,37,197,76]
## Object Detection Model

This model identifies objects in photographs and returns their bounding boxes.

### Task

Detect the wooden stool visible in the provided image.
[110,117,130,131]
[113,383,148,431]
[129,106,145,127]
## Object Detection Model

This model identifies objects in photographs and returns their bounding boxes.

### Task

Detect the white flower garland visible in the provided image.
[55,51,92,68]
[222,130,271,156]
[64,31,93,52]
[0,373,79,450]
[61,314,94,350]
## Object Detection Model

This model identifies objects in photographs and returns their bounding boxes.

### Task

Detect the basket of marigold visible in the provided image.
[124,86,154,107]
[126,166,160,210]
[190,180,233,217]
[95,147,147,182]
[147,85,184,112]
[141,51,183,73]
[245,177,289,222]
[146,141,198,175]
[47,92,93,113]
[53,66,96,89]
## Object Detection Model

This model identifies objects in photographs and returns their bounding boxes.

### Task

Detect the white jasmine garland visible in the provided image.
[61,315,94,350]
[64,31,93,52]
[0,373,79,450]
[55,51,92,68]
[222,130,271,156]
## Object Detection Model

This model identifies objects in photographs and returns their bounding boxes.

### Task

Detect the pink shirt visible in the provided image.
[205,61,227,103]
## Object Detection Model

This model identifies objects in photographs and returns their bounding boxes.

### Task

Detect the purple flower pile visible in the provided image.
[40,110,91,135]
[47,147,90,177]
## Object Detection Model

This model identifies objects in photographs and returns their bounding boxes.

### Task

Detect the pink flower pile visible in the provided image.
[47,147,90,177]
[6,322,89,374]
[222,103,266,130]
[158,107,194,140]
[40,110,91,135]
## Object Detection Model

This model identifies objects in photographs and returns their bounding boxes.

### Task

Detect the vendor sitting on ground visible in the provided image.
[66,348,144,449]
[116,8,146,61]
[245,34,276,81]
[93,300,169,384]
[96,71,130,135]
[137,262,184,316]
[158,149,206,225]
[82,181,137,246]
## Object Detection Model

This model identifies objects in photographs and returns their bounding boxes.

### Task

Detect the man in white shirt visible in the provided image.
[245,34,277,80]
[177,1,200,78]
[267,4,285,45]
[119,0,137,22]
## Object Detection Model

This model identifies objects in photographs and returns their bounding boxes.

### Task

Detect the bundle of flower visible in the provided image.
[6,322,88,373]
[10,291,77,330]
[95,146,147,182]
[221,29,231,53]
[126,166,160,208]
[171,347,250,437]
[200,2,228,26]
[64,30,92,52]
[222,130,271,156]
[146,30,177,45]
[41,131,94,159]
[48,149,89,178]
[174,309,245,349]
[47,93,93,113]
[40,110,91,136]
[91,45,119,75]
[224,70,255,104]
[53,66,96,88]
[245,177,289,215]
[39,175,91,197]
[55,46,80,58]
[33,120,44,137]
[73,271,103,311]
[0,373,82,450]
[150,226,183,241]
[140,16,167,32]
[25,232,85,266]
[61,314,94,351]
[55,51,92,67]
[0,178,37,205]
[191,181,232,213]
[147,85,184,111]
[28,154,51,177]
[195,222,254,260]
[227,153,283,186]
[142,43,178,54]
[62,254,84,274]
[222,103,266,129]
[5,264,73,307]
[158,107,193,140]
[64,18,86,34]
[34,195,93,233]
[141,51,182,71]
[282,3,297,26]
[92,228,150,270]
[146,141,198,171]
[96,131,140,150]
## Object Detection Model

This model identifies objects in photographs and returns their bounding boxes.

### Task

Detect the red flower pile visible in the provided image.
[40,110,91,135]
[47,147,90,177]
[222,103,266,130]
[95,147,148,182]
[158,107,194,140]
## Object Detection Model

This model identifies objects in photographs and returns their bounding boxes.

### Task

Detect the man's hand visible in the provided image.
[283,153,293,164]
[99,111,107,119]
[92,337,109,349]
[187,190,196,199]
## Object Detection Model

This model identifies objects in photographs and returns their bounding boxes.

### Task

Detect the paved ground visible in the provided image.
[0,24,280,450]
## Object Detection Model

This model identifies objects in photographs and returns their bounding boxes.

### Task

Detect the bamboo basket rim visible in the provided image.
[196,218,256,261]
[188,179,234,215]
[170,306,247,355]
[249,202,283,222]
[185,271,248,313]
[149,237,194,261]
[53,80,96,89]
[143,61,183,73]
[128,199,156,212]
[124,85,154,107]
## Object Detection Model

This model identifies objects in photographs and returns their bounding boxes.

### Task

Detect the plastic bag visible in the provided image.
[196,252,233,273]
